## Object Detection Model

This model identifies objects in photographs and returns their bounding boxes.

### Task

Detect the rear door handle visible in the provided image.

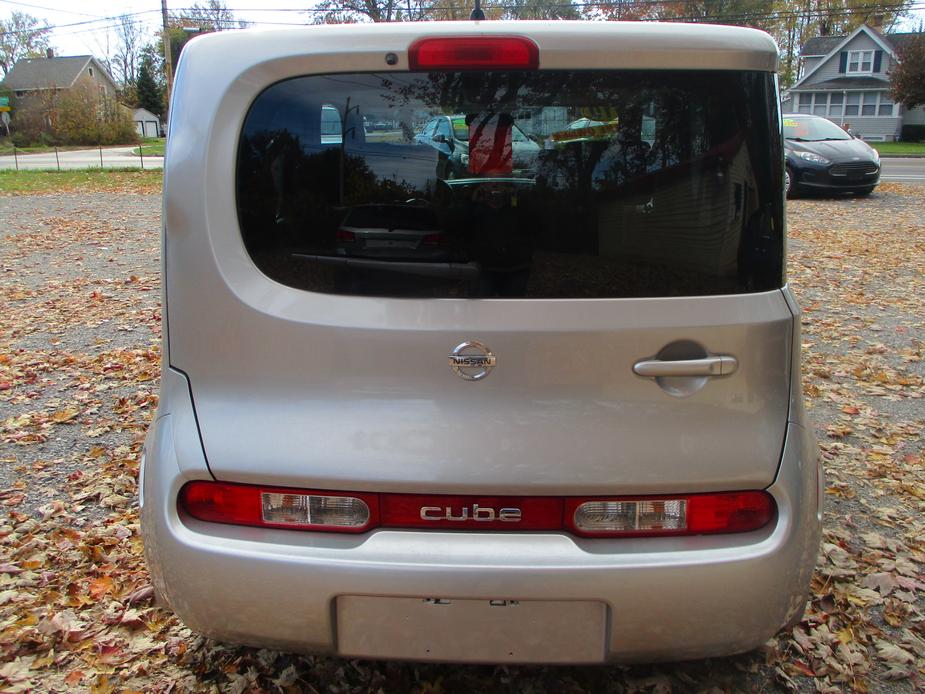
[633,356,738,378]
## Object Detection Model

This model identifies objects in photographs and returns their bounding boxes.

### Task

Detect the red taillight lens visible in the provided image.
[179,483,774,537]
[335,229,356,242]
[409,37,539,71]
[179,482,378,533]
[565,491,774,537]
[421,233,448,247]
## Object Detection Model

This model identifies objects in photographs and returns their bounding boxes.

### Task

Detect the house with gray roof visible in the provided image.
[783,24,925,141]
[1,52,117,114]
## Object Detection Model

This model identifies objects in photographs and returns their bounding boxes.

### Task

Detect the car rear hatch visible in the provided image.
[165,23,790,496]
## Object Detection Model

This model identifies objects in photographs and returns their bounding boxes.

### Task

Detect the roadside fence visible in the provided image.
[0,141,163,171]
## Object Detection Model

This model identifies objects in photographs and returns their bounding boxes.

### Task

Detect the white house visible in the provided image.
[783,23,925,141]
[133,108,161,138]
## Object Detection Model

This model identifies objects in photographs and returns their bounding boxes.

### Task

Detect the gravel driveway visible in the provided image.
[0,186,923,692]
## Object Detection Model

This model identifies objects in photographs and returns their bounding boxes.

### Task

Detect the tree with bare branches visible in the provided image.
[0,11,52,77]
[113,14,144,86]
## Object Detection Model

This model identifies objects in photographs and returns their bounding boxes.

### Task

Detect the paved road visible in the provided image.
[0,146,163,170]
[1,146,921,183]
[879,157,925,184]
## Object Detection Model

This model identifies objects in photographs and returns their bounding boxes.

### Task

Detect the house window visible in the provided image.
[878,96,894,116]
[813,95,828,115]
[845,93,860,116]
[847,50,873,74]
[89,66,94,77]
[795,91,894,119]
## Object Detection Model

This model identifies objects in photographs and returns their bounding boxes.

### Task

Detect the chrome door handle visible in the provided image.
[633,355,738,378]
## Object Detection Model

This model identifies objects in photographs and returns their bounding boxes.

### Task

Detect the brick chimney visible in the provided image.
[46,48,54,59]
[869,14,884,30]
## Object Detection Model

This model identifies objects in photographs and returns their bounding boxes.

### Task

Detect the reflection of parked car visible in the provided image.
[320,105,342,144]
[783,114,880,197]
[551,118,619,144]
[415,114,540,178]
[335,204,449,260]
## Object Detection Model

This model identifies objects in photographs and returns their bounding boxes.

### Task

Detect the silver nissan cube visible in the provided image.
[142,20,823,664]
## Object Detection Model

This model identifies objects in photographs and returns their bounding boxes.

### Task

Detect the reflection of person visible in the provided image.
[468,182,533,297]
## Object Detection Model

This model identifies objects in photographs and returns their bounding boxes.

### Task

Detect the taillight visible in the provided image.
[178,483,774,537]
[408,37,539,71]
[179,482,377,533]
[421,233,448,247]
[335,229,356,242]
[565,491,774,537]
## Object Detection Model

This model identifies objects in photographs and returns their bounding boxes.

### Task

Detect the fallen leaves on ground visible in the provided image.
[0,185,923,692]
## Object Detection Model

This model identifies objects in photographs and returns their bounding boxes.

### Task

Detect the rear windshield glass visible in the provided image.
[237,70,783,298]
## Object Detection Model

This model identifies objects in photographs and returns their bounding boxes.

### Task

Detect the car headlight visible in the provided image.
[868,146,880,163]
[795,151,830,164]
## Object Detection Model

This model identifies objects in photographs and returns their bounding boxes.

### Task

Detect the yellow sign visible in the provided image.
[0,106,11,112]
[551,121,619,143]
[783,118,798,127]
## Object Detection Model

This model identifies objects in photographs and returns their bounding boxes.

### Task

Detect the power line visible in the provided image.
[0,0,102,17]
[0,9,161,37]
[3,1,922,37]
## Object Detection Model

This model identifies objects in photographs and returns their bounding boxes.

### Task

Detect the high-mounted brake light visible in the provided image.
[421,233,448,247]
[408,37,539,71]
[179,483,774,537]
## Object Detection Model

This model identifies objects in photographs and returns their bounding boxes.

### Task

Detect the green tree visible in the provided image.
[0,11,52,76]
[147,1,247,81]
[890,34,925,110]
[55,83,138,146]
[311,0,432,23]
[175,0,250,30]
[502,0,578,19]
[136,57,164,117]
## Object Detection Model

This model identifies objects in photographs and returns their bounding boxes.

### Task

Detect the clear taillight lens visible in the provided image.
[573,499,687,533]
[261,493,369,527]
[566,491,773,537]
[179,482,377,533]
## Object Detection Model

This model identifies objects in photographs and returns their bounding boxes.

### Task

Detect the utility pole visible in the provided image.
[161,0,173,110]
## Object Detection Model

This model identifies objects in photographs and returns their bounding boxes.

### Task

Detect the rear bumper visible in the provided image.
[141,414,821,664]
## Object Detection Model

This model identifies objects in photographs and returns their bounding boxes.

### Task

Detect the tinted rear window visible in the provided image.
[237,70,783,298]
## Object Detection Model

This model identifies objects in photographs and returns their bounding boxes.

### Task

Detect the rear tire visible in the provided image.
[785,166,797,199]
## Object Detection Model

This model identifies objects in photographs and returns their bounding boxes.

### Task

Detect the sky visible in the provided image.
[3,0,925,60]
[3,0,321,57]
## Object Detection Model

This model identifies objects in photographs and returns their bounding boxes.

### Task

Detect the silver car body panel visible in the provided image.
[142,377,819,661]
[145,21,820,663]
[164,22,789,493]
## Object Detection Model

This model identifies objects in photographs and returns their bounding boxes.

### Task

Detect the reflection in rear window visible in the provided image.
[237,70,783,298]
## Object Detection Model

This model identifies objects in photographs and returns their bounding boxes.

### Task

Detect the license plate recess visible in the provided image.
[336,596,607,663]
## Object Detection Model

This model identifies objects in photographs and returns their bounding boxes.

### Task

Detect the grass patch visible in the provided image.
[872,141,925,155]
[0,168,162,195]
[132,138,166,157]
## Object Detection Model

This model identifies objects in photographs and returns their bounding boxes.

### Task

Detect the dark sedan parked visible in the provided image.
[784,114,880,197]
